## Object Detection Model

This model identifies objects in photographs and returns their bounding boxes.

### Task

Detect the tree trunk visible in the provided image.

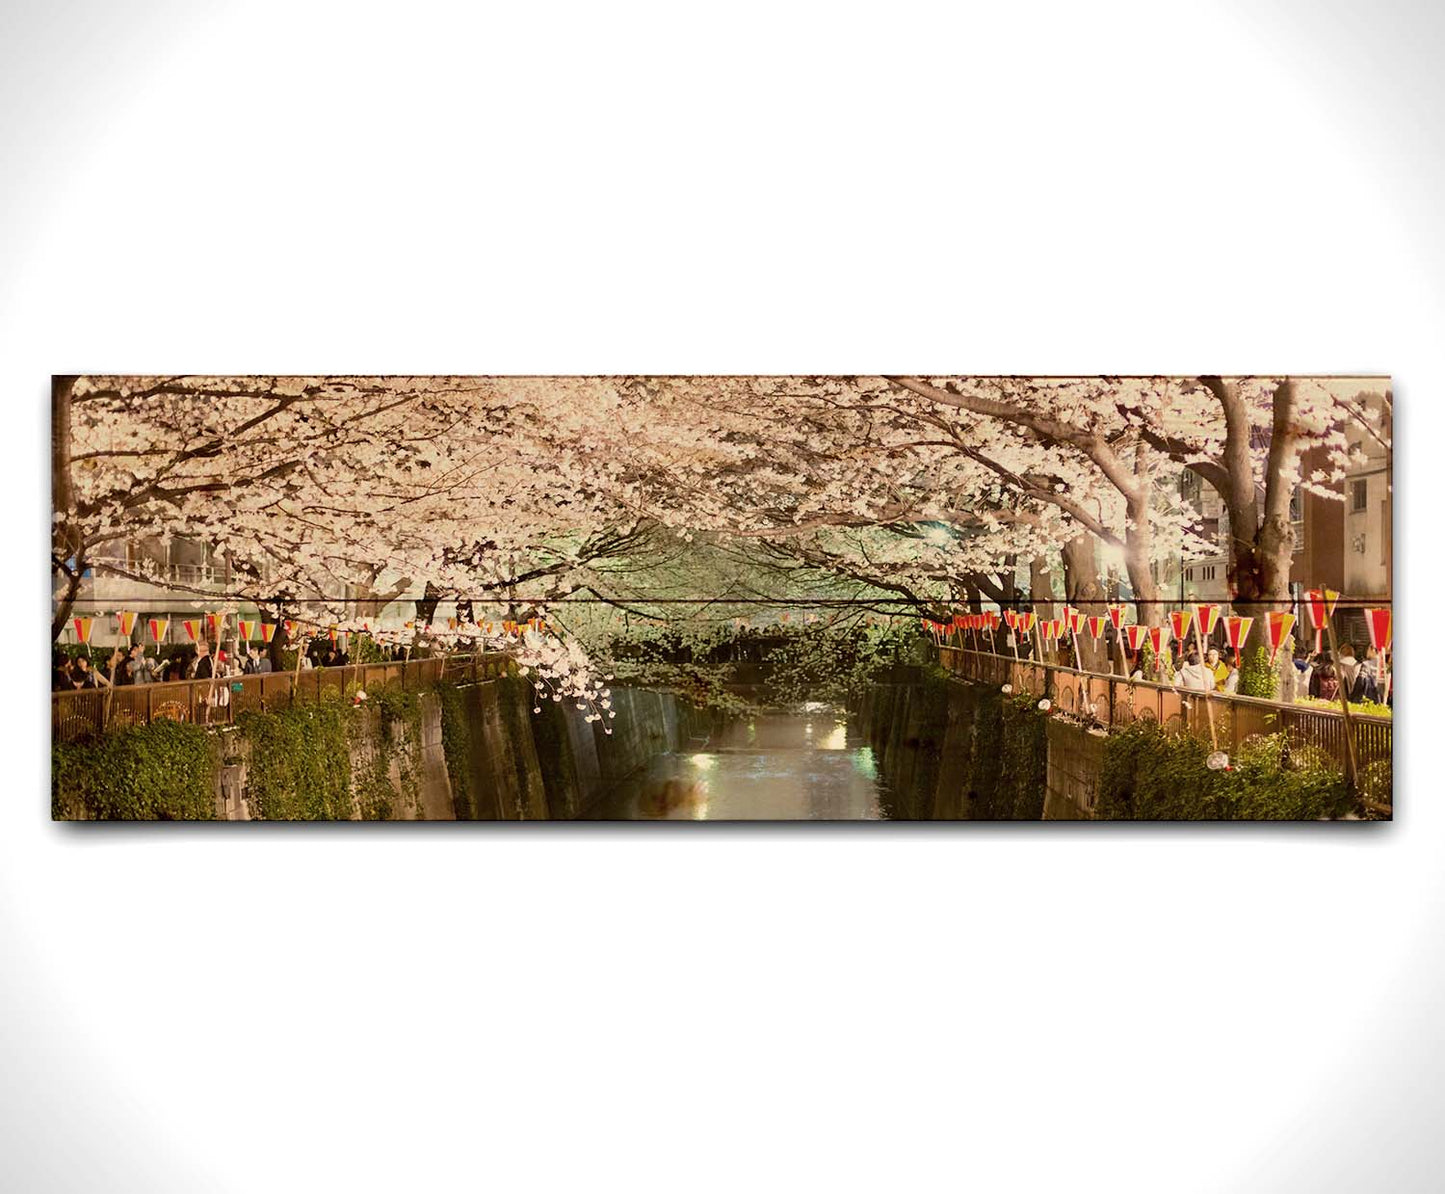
[51,376,83,640]
[1188,378,1304,658]
[1122,443,1163,626]
[1024,555,1052,661]
[265,616,288,670]
[1062,533,1108,670]
[999,562,1017,609]
[415,581,442,630]
[1123,504,1162,625]
[1029,555,1056,620]
[1212,379,1301,657]
[52,565,84,643]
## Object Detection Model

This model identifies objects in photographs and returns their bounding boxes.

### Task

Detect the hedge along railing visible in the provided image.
[936,646,1392,813]
[52,653,514,744]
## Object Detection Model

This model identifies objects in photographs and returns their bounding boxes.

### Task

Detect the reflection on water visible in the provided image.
[586,711,895,821]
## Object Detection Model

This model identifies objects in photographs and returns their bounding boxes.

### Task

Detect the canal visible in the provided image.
[583,707,898,820]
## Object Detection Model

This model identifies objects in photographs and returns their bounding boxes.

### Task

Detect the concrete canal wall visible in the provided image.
[855,668,1365,822]
[853,669,1102,820]
[212,680,703,821]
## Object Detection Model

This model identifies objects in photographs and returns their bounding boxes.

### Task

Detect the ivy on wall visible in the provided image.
[999,693,1050,819]
[1095,722,1353,820]
[53,718,217,820]
[961,686,1003,818]
[237,697,354,820]
[957,689,1048,820]
[350,686,423,820]
[54,678,510,821]
[238,686,429,820]
[434,681,478,819]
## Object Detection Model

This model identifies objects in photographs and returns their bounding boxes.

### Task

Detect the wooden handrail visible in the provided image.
[936,645,1392,724]
[52,652,514,741]
[935,644,1391,809]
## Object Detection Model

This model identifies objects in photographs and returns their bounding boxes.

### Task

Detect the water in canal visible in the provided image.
[585,707,897,820]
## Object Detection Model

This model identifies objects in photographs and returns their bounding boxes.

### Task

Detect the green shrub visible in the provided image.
[764,623,923,705]
[1357,757,1392,813]
[53,719,218,820]
[1294,695,1392,719]
[349,635,390,664]
[55,682,438,821]
[604,660,753,716]
[1237,645,1278,699]
[1096,722,1353,820]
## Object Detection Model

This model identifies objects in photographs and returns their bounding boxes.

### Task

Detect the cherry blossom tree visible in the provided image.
[1142,376,1389,638]
[54,373,1387,671]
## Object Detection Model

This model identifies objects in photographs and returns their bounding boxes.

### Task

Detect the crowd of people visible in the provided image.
[1098,637,1390,705]
[53,640,263,690]
[51,636,412,691]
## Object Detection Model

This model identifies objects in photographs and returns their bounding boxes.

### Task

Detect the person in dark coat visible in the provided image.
[69,656,98,689]
[1358,646,1382,702]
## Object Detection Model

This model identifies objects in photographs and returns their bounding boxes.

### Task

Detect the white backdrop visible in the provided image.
[3,3,1439,1191]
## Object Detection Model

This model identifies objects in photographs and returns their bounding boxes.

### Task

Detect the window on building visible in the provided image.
[1351,479,1368,512]
[1289,487,1304,522]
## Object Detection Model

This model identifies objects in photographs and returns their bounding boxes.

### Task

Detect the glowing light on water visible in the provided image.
[820,722,848,750]
[853,746,877,779]
[690,753,716,770]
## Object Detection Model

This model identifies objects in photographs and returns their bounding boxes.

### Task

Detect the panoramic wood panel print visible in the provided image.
[50,375,1393,821]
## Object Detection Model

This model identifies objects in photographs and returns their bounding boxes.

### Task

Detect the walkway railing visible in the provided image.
[937,646,1392,811]
[52,653,514,743]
